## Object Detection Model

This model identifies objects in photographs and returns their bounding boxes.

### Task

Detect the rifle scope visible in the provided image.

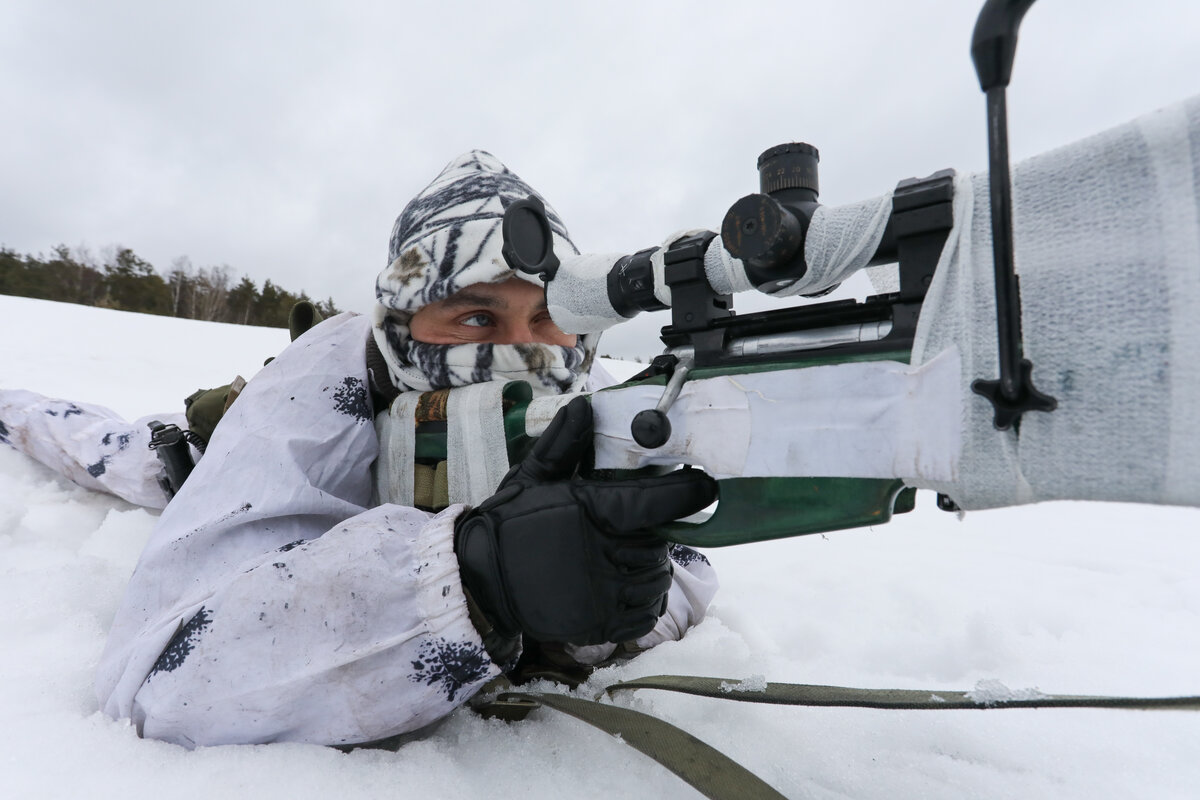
[721,143,821,292]
[500,142,943,338]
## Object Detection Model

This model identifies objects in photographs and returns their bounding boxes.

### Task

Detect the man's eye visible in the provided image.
[461,313,494,328]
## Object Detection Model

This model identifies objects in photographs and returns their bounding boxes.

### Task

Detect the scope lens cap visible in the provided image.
[502,196,560,280]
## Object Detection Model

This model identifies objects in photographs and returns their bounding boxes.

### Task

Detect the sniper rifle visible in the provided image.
[390,0,1200,548]
[491,0,1043,547]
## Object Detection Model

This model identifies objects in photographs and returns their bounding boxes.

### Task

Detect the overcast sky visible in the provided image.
[3,0,1198,358]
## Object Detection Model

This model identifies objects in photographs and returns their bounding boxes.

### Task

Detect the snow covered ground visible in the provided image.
[2,294,1199,800]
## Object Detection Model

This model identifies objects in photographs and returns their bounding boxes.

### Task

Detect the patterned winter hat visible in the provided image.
[373,151,597,396]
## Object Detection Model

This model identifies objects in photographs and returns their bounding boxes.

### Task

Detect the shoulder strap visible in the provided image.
[365,333,401,412]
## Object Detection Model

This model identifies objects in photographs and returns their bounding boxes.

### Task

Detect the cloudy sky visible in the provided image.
[3,0,1198,357]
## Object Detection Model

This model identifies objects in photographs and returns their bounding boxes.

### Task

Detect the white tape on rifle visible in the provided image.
[585,349,962,483]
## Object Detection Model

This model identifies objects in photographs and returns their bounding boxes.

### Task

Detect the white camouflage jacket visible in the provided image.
[84,312,718,747]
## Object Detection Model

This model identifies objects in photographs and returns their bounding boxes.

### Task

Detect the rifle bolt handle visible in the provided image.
[631,409,672,449]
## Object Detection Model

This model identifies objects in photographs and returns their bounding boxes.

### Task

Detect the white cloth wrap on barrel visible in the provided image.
[910,95,1200,509]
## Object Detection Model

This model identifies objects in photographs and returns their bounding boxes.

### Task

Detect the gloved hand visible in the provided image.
[454,396,717,650]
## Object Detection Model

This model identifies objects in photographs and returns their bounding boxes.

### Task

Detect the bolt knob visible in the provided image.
[631,409,672,449]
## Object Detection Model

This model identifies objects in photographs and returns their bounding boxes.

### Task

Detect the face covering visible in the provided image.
[372,150,598,397]
[374,306,593,396]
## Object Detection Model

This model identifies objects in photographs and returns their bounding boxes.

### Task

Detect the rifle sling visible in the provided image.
[605,674,1200,711]
[470,675,1199,800]
[477,691,787,800]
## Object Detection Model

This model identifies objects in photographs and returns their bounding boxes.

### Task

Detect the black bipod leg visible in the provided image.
[968,0,1057,431]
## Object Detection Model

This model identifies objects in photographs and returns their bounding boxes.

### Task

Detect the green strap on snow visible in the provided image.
[606,674,1200,711]
[474,676,1200,800]
[479,691,786,800]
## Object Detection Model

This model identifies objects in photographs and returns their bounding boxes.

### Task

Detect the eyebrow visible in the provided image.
[438,290,547,311]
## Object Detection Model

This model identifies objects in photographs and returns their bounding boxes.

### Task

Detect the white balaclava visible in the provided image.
[372,150,597,397]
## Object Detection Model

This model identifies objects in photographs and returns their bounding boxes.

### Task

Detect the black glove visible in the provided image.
[454,396,717,650]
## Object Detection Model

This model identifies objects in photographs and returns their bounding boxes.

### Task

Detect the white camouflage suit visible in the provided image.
[0,151,718,747]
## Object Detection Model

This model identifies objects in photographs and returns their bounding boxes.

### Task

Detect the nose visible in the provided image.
[503,322,538,344]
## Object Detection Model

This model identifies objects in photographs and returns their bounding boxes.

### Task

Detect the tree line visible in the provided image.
[0,244,341,328]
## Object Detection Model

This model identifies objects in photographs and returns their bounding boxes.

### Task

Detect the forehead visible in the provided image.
[437,278,546,309]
